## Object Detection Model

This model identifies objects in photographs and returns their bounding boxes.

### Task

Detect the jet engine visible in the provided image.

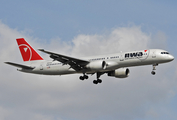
[86,61,107,70]
[105,61,119,69]
[108,68,130,78]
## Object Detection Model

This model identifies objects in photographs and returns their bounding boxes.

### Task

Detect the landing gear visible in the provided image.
[93,80,98,84]
[151,71,156,75]
[151,64,158,75]
[79,72,104,84]
[79,74,88,80]
[97,79,102,83]
[93,72,104,84]
[93,79,102,84]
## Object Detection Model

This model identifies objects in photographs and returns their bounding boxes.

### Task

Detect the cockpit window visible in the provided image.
[161,52,169,54]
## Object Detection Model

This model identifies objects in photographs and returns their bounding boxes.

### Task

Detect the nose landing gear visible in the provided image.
[151,71,156,75]
[151,64,158,75]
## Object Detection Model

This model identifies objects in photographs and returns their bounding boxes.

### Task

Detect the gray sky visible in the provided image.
[0,0,177,120]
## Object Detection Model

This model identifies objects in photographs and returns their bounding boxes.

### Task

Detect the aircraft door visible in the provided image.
[152,51,156,58]
[40,65,43,70]
[120,53,124,61]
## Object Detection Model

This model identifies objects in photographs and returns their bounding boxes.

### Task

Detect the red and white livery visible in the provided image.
[5,38,174,84]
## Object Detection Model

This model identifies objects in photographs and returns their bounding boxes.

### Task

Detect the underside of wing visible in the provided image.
[38,49,89,71]
[5,62,35,70]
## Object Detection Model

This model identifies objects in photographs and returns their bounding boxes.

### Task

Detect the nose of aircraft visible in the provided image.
[168,55,174,61]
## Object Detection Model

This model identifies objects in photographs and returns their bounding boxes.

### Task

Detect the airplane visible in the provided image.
[5,38,174,84]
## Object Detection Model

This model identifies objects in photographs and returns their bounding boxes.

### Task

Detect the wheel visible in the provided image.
[79,76,84,80]
[151,71,156,75]
[97,79,102,83]
[84,75,89,79]
[93,80,98,84]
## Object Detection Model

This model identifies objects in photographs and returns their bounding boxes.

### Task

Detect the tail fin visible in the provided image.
[16,38,44,61]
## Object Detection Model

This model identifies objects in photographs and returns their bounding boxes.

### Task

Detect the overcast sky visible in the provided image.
[0,0,177,120]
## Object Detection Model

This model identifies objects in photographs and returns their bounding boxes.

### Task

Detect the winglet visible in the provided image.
[16,38,44,61]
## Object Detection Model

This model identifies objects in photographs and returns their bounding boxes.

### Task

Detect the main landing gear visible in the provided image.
[79,72,104,84]
[151,64,158,75]
[93,72,104,84]
[79,74,89,80]
[93,79,102,84]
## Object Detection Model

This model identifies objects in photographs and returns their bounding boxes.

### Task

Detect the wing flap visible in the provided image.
[5,62,35,70]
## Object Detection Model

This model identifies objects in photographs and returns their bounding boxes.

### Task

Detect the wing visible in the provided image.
[5,62,35,69]
[38,49,89,71]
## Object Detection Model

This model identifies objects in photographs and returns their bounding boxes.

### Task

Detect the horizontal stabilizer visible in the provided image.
[4,62,34,69]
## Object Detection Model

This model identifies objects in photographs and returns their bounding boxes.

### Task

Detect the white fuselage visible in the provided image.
[18,49,174,75]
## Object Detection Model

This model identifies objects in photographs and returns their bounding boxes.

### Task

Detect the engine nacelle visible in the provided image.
[108,68,130,78]
[105,61,119,69]
[86,61,107,70]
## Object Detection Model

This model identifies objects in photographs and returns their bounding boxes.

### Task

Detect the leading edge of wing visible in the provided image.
[4,62,35,69]
[38,49,89,64]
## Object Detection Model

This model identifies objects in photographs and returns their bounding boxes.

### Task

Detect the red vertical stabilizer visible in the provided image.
[16,38,44,61]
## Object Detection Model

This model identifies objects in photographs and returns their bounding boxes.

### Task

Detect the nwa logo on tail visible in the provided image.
[18,44,32,61]
[16,38,43,61]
